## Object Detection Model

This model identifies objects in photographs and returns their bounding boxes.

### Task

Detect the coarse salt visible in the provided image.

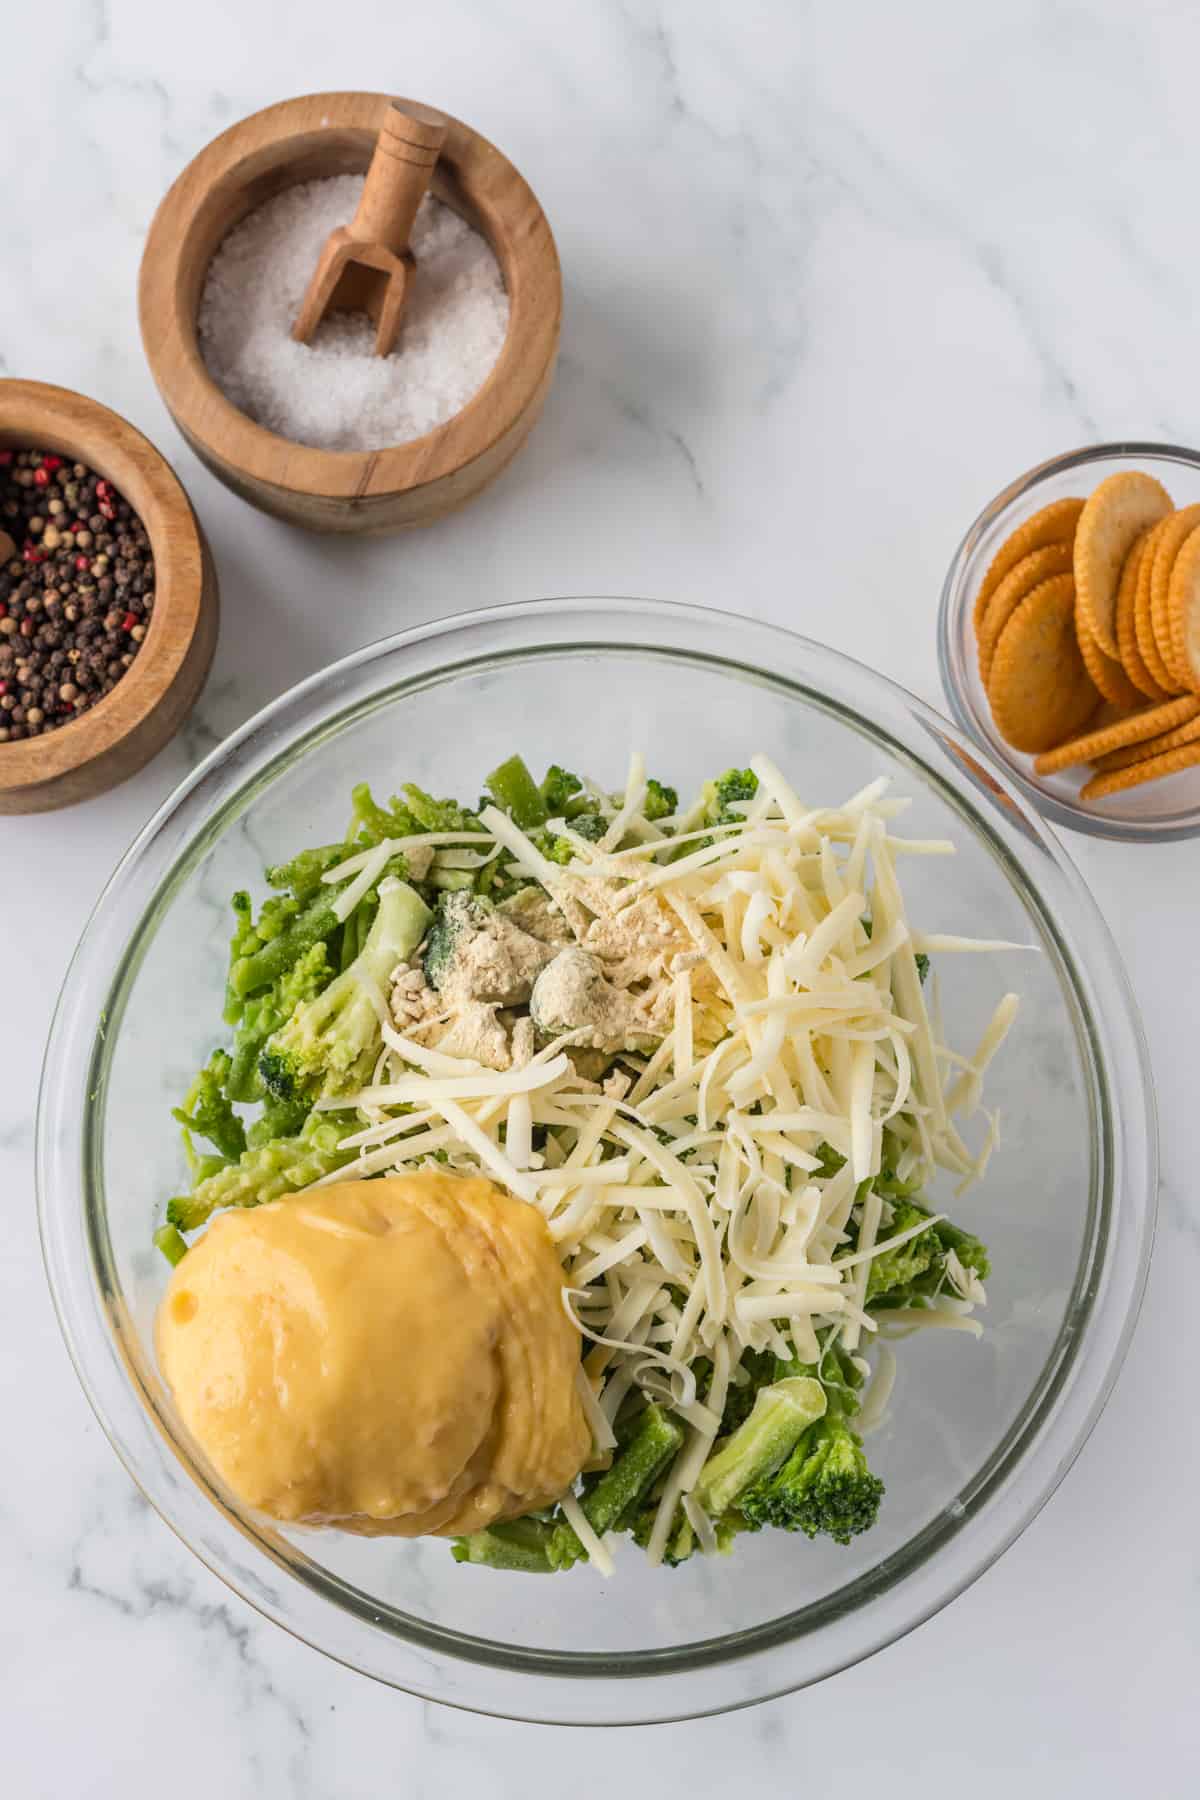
[198,175,510,451]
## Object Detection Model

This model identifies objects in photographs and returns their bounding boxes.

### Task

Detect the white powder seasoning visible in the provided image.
[198,175,510,451]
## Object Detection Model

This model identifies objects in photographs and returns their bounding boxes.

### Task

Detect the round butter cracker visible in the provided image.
[977,540,1075,684]
[1075,470,1173,659]
[1134,512,1183,694]
[1149,503,1200,688]
[972,496,1084,637]
[1032,693,1200,774]
[1081,740,1200,800]
[1167,525,1200,695]
[988,573,1098,754]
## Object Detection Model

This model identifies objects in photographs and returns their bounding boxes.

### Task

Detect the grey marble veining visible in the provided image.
[4,0,1200,1792]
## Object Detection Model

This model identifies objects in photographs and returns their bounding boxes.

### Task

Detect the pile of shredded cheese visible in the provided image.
[307,753,1024,1568]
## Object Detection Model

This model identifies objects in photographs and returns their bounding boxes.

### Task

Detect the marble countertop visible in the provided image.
[5,0,1199,1791]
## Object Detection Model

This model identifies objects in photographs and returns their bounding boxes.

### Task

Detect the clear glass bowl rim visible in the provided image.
[937,439,1200,843]
[37,597,1158,1724]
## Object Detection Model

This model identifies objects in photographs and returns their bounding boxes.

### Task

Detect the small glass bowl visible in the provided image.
[938,443,1200,842]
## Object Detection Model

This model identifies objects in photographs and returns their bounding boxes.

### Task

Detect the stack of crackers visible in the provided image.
[973,472,1200,800]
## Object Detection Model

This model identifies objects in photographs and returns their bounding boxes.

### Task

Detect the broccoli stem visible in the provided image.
[693,1376,827,1518]
[153,1223,189,1267]
[266,845,350,902]
[171,1050,246,1162]
[549,1404,684,1570]
[450,1516,558,1573]
[486,755,549,829]
[230,892,338,999]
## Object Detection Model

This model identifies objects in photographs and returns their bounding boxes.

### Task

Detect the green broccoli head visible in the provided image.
[863,1200,942,1301]
[702,767,759,824]
[540,765,584,816]
[862,1203,991,1309]
[399,783,481,835]
[166,1113,358,1235]
[740,1413,884,1543]
[262,879,431,1101]
[266,844,352,903]
[643,777,679,822]
[349,783,420,846]
[172,1049,246,1164]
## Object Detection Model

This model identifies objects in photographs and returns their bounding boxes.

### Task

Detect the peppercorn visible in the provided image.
[0,448,155,742]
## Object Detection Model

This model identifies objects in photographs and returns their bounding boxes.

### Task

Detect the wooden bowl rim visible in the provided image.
[0,379,207,795]
[138,91,562,502]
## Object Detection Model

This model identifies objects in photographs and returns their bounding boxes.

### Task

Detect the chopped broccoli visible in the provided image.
[540,764,584,816]
[643,777,679,821]
[267,844,351,903]
[223,892,262,1025]
[230,889,340,1001]
[166,1114,357,1234]
[348,783,420,846]
[702,767,758,824]
[422,889,486,991]
[247,1090,314,1149]
[153,1222,189,1268]
[399,783,482,835]
[171,1050,246,1163]
[693,1375,827,1518]
[261,879,431,1101]
[740,1410,884,1543]
[861,1200,942,1301]
[915,951,931,985]
[226,941,333,1102]
[547,1404,684,1570]
[860,1202,991,1309]
[253,893,301,943]
[486,755,549,829]
[451,1516,558,1573]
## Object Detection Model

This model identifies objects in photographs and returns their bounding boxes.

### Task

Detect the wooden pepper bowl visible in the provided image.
[0,380,218,814]
[138,91,562,534]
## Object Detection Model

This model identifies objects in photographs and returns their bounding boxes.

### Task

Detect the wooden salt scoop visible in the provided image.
[292,101,448,357]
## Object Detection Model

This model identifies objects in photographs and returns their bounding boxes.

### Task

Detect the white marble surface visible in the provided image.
[4,0,1200,1789]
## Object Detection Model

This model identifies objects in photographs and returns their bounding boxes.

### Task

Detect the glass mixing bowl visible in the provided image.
[38,600,1156,1724]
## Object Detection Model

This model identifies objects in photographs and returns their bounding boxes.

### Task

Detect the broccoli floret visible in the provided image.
[348,783,420,846]
[246,1090,313,1149]
[451,1516,558,1574]
[540,765,584,816]
[261,879,432,1101]
[702,767,758,824]
[740,1411,884,1543]
[485,755,549,829]
[693,1376,826,1518]
[627,1498,756,1566]
[266,844,351,903]
[643,777,679,822]
[861,1203,991,1310]
[422,889,487,991]
[862,1200,943,1301]
[230,888,341,1002]
[547,1404,684,1571]
[223,892,262,1025]
[915,951,931,985]
[172,1050,246,1163]
[166,1114,357,1234]
[226,941,333,1102]
[399,783,482,835]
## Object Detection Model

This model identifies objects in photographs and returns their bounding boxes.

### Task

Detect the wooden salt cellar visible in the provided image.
[0,380,218,814]
[139,92,562,534]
